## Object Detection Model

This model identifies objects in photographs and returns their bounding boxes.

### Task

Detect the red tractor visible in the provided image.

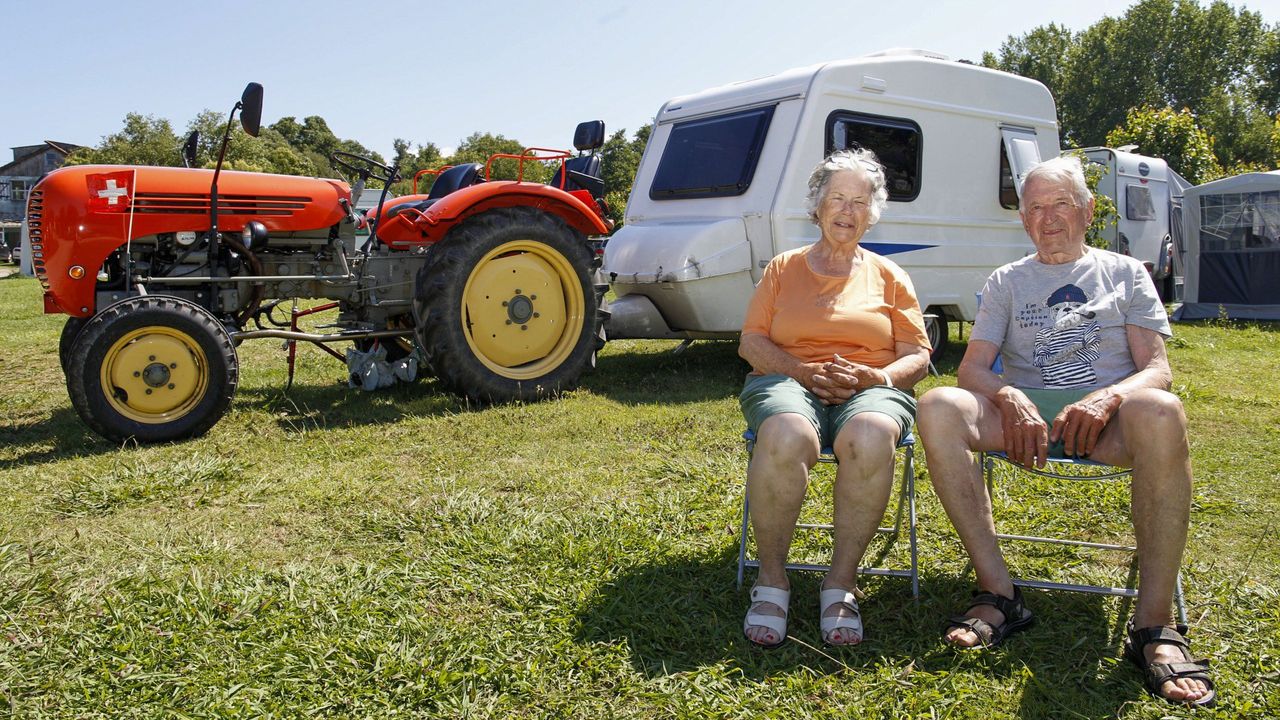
[30,84,611,443]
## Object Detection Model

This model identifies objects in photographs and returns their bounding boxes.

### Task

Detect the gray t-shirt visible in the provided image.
[972,248,1171,390]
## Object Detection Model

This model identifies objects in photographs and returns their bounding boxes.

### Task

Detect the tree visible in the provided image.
[64,113,182,167]
[184,110,318,175]
[981,23,1075,104]
[389,138,445,195]
[1257,27,1280,115]
[269,116,384,179]
[1105,106,1223,184]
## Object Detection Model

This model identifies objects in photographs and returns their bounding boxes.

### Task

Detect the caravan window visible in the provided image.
[998,142,1018,209]
[1125,185,1156,220]
[826,112,921,201]
[649,106,775,200]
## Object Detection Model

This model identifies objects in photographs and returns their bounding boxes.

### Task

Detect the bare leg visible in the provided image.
[744,412,818,645]
[1090,389,1206,702]
[917,387,1016,646]
[821,412,899,644]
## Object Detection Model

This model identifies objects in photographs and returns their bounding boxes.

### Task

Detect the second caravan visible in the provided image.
[603,49,1059,356]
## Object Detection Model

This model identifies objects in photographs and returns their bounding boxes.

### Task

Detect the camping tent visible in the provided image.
[1172,171,1280,321]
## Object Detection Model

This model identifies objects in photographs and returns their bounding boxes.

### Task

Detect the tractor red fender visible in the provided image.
[376,181,608,250]
[30,165,349,317]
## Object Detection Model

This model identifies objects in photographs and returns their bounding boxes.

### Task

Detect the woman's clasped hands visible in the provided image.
[808,353,887,405]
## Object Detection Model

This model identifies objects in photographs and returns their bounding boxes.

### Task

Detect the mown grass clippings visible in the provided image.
[1,276,1278,718]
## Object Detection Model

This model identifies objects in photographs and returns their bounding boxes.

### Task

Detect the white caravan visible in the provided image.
[1080,147,1190,300]
[603,49,1059,356]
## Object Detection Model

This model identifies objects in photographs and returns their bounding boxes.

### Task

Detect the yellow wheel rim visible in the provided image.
[461,239,585,379]
[100,326,209,425]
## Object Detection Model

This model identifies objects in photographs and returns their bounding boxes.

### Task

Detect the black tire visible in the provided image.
[412,207,604,403]
[59,316,88,375]
[925,310,949,361]
[65,296,239,443]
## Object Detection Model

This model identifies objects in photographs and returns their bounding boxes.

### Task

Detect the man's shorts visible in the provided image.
[1018,387,1092,459]
[739,373,917,449]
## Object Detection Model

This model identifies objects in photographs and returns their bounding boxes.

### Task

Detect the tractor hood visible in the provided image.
[29,165,349,315]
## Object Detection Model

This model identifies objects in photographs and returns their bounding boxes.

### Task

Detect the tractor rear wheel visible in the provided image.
[412,207,603,403]
[66,296,239,443]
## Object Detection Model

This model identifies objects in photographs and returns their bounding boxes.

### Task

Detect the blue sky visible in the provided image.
[5,0,1279,160]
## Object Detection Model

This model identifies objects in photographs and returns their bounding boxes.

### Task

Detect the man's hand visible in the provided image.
[1050,389,1121,457]
[995,386,1048,468]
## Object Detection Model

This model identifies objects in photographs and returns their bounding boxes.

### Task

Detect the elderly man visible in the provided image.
[918,156,1215,707]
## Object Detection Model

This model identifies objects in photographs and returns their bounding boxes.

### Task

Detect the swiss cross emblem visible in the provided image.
[87,171,134,212]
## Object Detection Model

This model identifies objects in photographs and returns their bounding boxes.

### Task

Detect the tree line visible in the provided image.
[66,109,649,227]
[982,0,1279,183]
[67,0,1277,217]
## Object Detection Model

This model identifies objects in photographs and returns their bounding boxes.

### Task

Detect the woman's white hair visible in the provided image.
[1022,155,1092,207]
[805,148,889,225]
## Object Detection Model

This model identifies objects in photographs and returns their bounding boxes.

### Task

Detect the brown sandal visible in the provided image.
[1123,621,1217,708]
[944,586,1034,648]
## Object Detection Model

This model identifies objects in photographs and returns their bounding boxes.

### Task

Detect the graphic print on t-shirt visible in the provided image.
[1031,283,1102,388]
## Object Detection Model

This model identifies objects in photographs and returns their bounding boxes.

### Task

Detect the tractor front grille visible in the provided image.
[132,192,311,216]
[25,190,48,290]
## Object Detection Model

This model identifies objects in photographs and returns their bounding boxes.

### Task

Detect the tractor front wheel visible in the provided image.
[59,316,88,375]
[412,207,603,403]
[66,296,239,443]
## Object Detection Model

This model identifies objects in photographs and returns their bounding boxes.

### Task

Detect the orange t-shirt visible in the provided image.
[741,246,930,372]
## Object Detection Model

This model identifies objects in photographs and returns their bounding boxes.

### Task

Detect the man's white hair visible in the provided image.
[1021,155,1092,208]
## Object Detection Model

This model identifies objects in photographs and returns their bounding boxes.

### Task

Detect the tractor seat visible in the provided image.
[549,154,604,199]
[386,162,484,219]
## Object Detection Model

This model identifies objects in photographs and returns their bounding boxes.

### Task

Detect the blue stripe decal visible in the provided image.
[861,242,936,256]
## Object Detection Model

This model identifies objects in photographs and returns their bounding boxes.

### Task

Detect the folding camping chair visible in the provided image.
[735,430,919,598]
[979,451,1187,624]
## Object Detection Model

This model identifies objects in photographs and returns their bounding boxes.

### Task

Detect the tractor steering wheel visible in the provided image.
[330,151,399,183]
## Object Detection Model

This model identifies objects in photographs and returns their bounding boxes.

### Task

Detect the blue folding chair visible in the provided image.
[736,430,919,598]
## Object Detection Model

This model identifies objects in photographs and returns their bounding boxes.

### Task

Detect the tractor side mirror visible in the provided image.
[182,130,200,168]
[240,82,263,137]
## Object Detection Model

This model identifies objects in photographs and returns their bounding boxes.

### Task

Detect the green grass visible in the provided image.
[1,271,1278,718]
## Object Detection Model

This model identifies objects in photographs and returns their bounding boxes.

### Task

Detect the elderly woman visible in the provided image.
[739,149,931,648]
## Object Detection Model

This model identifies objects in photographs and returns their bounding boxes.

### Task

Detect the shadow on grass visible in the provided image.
[1,378,470,464]
[0,406,123,468]
[578,547,1152,713]
[233,375,471,432]
[584,339,749,404]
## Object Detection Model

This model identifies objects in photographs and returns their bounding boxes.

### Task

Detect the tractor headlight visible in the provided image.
[242,221,269,251]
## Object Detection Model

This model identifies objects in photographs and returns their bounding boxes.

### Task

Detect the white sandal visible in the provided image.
[743,585,790,649]
[819,587,863,646]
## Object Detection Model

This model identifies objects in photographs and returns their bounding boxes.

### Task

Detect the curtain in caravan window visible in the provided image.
[1000,127,1041,197]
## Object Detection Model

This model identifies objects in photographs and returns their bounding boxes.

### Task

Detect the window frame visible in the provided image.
[1124,183,1156,221]
[648,105,776,201]
[824,110,923,202]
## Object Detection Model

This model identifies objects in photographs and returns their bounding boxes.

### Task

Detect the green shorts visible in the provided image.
[1018,387,1092,459]
[739,373,917,449]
